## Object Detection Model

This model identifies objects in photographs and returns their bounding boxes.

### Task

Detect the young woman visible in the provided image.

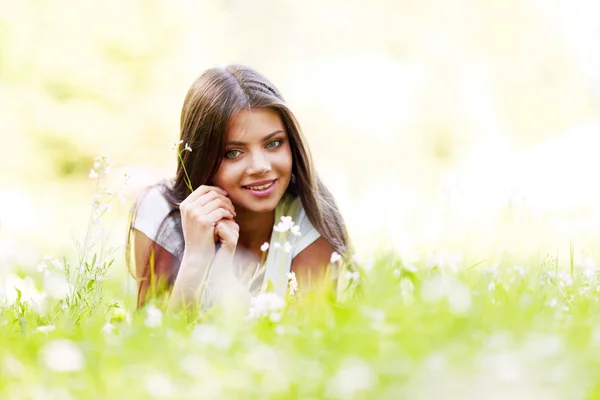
[127,64,350,310]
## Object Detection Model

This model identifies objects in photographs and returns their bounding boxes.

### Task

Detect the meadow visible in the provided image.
[2,162,600,399]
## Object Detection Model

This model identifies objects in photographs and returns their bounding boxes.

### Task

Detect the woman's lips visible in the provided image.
[242,179,277,198]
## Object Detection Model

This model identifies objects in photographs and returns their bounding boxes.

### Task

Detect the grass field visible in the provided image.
[2,170,600,400]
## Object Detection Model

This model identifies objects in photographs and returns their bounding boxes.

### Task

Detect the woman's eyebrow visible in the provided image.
[226,130,284,146]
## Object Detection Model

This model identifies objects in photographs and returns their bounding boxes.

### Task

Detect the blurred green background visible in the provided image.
[1,0,599,268]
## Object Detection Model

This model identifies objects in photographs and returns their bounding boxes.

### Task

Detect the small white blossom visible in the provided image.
[184,143,192,152]
[191,324,232,349]
[326,358,375,398]
[171,140,183,151]
[260,242,270,252]
[559,273,573,288]
[330,251,342,264]
[345,271,360,283]
[102,323,115,335]
[421,275,472,315]
[41,339,85,372]
[274,216,295,233]
[36,261,47,272]
[273,242,281,249]
[547,298,558,308]
[405,264,418,273]
[513,265,526,277]
[290,225,301,236]
[89,169,98,179]
[35,325,56,334]
[246,292,286,323]
[283,241,292,253]
[144,305,163,328]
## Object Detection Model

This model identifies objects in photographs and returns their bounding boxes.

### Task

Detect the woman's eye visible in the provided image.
[225,149,241,159]
[266,139,282,148]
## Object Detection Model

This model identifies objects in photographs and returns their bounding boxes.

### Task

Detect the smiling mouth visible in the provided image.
[243,181,275,191]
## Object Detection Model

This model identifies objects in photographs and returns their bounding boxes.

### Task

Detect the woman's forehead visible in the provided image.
[227,108,286,142]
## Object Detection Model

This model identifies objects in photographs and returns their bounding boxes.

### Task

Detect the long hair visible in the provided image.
[126,64,350,305]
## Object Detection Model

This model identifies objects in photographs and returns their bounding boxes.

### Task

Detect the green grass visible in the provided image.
[2,247,600,399]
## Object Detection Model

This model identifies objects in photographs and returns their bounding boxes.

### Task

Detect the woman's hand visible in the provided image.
[215,219,240,254]
[179,185,236,260]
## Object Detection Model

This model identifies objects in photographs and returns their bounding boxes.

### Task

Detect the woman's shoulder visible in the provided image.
[132,183,176,240]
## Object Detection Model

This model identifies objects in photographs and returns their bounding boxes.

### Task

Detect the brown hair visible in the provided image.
[127,64,350,306]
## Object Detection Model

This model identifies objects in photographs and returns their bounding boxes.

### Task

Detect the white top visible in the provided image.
[133,186,321,296]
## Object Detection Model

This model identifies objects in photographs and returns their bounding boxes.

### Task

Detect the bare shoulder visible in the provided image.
[291,236,335,286]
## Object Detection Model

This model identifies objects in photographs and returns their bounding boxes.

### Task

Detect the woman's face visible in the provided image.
[212,108,293,214]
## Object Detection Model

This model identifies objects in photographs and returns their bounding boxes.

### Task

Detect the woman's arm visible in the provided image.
[133,229,178,308]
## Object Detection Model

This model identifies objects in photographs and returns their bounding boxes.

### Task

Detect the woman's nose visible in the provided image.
[247,151,271,175]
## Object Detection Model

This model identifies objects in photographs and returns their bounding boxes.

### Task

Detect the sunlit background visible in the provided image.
[1,0,599,272]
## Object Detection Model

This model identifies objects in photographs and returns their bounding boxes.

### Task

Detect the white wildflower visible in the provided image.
[283,241,292,253]
[547,298,558,308]
[275,325,285,335]
[558,273,573,288]
[345,271,360,283]
[184,143,192,152]
[89,169,98,179]
[513,265,526,277]
[171,140,183,151]
[36,261,47,273]
[330,251,342,264]
[290,225,300,236]
[421,275,471,314]
[287,272,298,296]
[260,242,269,252]
[405,264,418,273]
[44,271,69,300]
[393,268,401,277]
[273,242,281,249]
[41,339,85,372]
[144,305,163,328]
[447,283,472,314]
[35,325,56,334]
[102,323,115,335]
[274,216,295,233]
[191,324,232,349]
[326,357,375,399]
[4,273,46,310]
[246,292,286,323]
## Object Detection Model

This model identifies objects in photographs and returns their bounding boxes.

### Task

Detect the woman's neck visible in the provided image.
[234,209,275,253]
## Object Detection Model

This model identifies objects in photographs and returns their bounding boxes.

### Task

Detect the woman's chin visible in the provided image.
[232,191,283,214]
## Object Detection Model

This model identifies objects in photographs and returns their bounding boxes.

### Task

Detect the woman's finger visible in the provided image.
[191,190,235,214]
[180,185,228,209]
[215,220,239,251]
[200,198,236,217]
[203,208,234,225]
